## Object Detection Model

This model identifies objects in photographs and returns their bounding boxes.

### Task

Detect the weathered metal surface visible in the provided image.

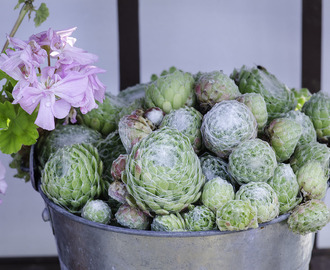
[39,189,314,270]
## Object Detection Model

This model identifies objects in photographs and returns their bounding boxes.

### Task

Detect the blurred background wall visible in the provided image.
[0,0,329,257]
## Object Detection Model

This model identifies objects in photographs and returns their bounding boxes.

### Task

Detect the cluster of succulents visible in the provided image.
[38,65,330,235]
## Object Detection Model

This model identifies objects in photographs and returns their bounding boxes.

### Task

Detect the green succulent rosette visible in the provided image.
[151,213,186,232]
[195,70,241,113]
[235,182,279,223]
[288,199,330,235]
[124,127,205,215]
[267,118,302,162]
[228,139,277,185]
[216,200,258,231]
[37,124,102,168]
[236,93,268,132]
[302,91,330,142]
[267,163,302,214]
[183,205,216,231]
[230,65,296,120]
[150,66,179,81]
[283,110,317,145]
[115,204,150,230]
[296,161,328,200]
[201,100,257,158]
[159,106,203,154]
[81,200,112,224]
[201,177,235,213]
[145,70,196,113]
[290,141,330,177]
[292,88,312,111]
[41,144,104,213]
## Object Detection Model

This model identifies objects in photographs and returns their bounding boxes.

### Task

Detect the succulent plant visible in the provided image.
[283,110,316,145]
[236,93,268,131]
[115,204,150,230]
[267,118,302,162]
[117,83,147,104]
[228,139,277,185]
[41,144,104,213]
[201,100,257,158]
[267,163,302,214]
[145,70,196,113]
[118,109,154,153]
[199,152,234,185]
[96,131,126,182]
[302,91,330,142]
[216,200,258,231]
[194,70,241,113]
[292,88,312,111]
[290,141,330,177]
[235,182,279,223]
[150,66,179,81]
[37,124,102,167]
[288,199,330,235]
[151,213,186,232]
[160,106,203,154]
[143,107,165,127]
[183,205,216,231]
[81,200,112,224]
[230,65,296,120]
[124,127,205,215]
[108,180,129,204]
[296,161,328,200]
[201,177,235,213]
[110,154,128,182]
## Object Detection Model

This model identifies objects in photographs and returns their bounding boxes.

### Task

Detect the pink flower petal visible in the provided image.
[34,95,56,130]
[53,99,71,119]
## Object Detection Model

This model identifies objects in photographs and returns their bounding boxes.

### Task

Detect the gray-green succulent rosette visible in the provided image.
[201,100,257,158]
[302,91,330,142]
[267,163,302,214]
[288,199,330,235]
[184,205,216,231]
[236,93,268,132]
[230,65,296,120]
[81,200,112,224]
[267,118,302,162]
[201,177,235,213]
[159,106,203,154]
[145,70,196,113]
[151,213,186,232]
[195,70,241,113]
[115,204,150,230]
[235,182,279,223]
[216,200,258,231]
[123,127,205,215]
[228,139,277,185]
[41,143,104,213]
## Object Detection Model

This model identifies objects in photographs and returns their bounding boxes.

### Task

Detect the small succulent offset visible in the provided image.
[235,182,279,223]
[81,200,112,225]
[288,199,330,235]
[145,70,196,113]
[228,139,277,185]
[151,213,186,232]
[108,180,129,205]
[124,127,205,215]
[302,91,330,143]
[194,70,241,113]
[267,164,302,214]
[160,106,203,154]
[267,118,302,162]
[115,204,150,230]
[292,88,312,110]
[216,200,258,231]
[183,205,216,231]
[201,100,257,158]
[201,177,235,213]
[110,154,128,181]
[41,144,104,213]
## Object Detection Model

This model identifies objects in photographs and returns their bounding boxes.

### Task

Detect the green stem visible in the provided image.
[2,1,34,53]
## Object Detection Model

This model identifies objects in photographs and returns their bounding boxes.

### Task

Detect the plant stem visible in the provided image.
[2,1,34,53]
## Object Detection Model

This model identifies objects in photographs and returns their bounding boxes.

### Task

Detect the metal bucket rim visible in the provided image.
[39,185,290,238]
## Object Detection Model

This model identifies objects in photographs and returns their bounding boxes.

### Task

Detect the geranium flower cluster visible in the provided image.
[0,27,106,130]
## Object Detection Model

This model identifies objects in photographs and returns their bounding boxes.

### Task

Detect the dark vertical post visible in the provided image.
[117,0,140,91]
[302,0,322,93]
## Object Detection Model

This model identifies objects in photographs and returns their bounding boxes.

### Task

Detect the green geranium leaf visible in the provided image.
[34,3,49,27]
[0,69,17,87]
[14,0,25,10]
[0,101,39,154]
